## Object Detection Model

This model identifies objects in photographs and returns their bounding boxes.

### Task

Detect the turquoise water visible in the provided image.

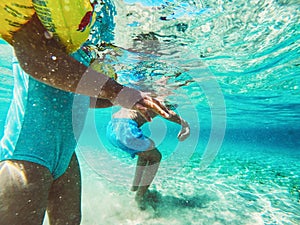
[1,0,300,224]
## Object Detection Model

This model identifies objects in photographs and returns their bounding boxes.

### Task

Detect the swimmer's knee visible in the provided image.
[138,145,162,163]
[148,149,162,164]
[147,140,162,162]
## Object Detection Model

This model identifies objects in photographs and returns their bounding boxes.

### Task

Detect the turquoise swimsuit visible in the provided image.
[0,0,116,179]
[0,57,89,179]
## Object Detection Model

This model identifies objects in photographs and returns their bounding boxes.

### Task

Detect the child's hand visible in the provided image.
[177,120,190,141]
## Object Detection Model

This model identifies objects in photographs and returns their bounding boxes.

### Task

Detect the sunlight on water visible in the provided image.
[112,0,300,128]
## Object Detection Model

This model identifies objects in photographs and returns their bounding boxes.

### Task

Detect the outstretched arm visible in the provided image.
[164,111,190,141]
[145,109,190,141]
[12,14,169,121]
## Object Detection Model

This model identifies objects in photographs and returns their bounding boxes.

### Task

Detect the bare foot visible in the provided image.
[135,194,147,210]
[131,186,138,192]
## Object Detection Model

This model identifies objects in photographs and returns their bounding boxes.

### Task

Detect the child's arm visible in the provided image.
[165,111,190,141]
[146,109,190,141]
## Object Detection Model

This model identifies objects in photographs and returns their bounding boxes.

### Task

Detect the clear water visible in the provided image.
[0,0,299,224]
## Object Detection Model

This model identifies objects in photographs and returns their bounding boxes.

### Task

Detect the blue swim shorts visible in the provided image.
[0,58,89,179]
[106,118,152,158]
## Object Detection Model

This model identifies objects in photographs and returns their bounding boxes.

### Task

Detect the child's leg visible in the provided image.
[131,156,147,191]
[135,148,162,202]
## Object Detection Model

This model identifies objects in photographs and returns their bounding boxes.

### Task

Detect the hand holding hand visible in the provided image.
[113,86,170,121]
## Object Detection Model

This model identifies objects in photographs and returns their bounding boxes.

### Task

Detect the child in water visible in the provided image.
[107,105,190,209]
